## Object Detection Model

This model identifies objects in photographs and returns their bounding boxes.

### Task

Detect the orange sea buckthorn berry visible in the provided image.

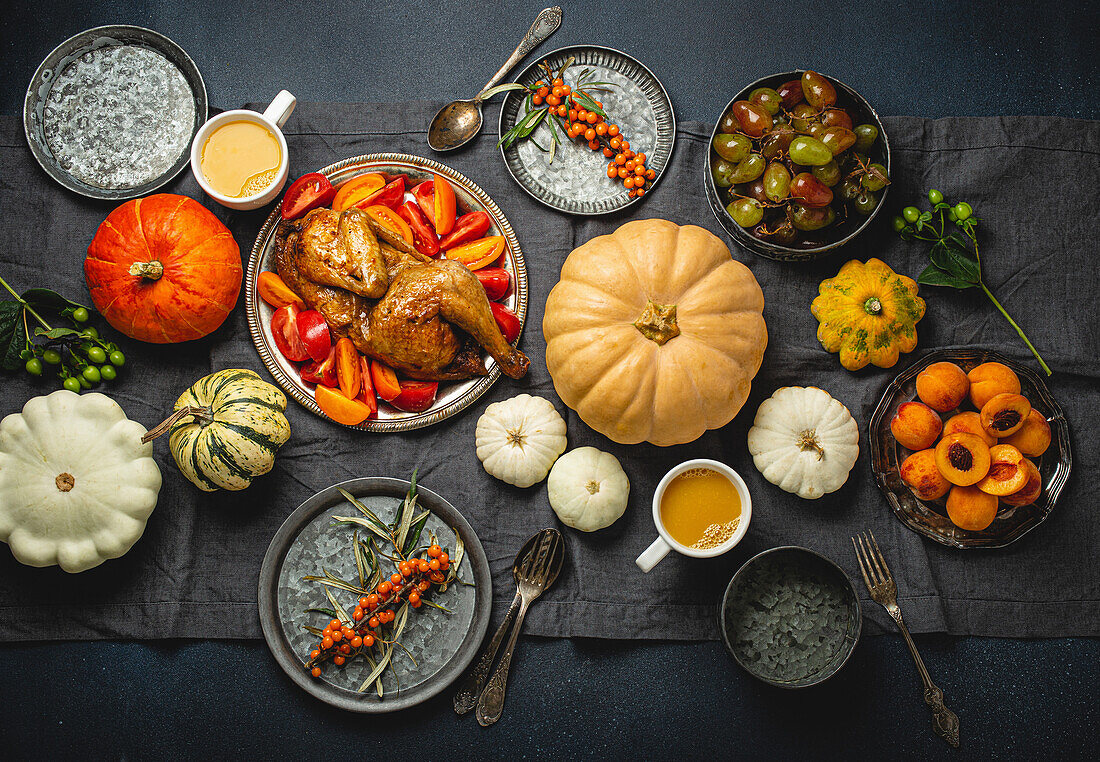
[557,105,568,117]
[585,112,598,124]
[610,137,622,150]
[615,153,627,166]
[617,167,629,179]
[595,123,608,136]
[367,594,380,607]
[623,176,635,189]
[331,631,343,643]
[537,86,549,97]
[339,643,351,655]
[411,599,423,609]
[588,139,600,150]
[390,573,402,585]
[417,559,431,573]
[584,128,596,141]
[608,124,620,137]
[551,86,563,97]
[607,165,617,178]
[368,615,380,628]
[333,656,345,666]
[552,78,563,87]
[428,545,442,558]
[625,160,636,172]
[429,559,441,571]
[603,147,615,158]
[568,109,578,121]
[418,580,431,592]
[358,596,369,608]
[546,95,561,107]
[311,666,322,678]
[646,169,656,180]
[350,636,363,648]
[440,561,450,571]
[561,84,571,95]
[310,649,321,659]
[321,636,333,649]
[624,149,635,160]
[635,153,646,163]
[635,165,647,176]
[621,140,630,150]
[362,634,375,648]
[408,591,421,604]
[576,109,588,121]
[329,620,341,631]
[353,609,364,621]
[439,552,449,564]
[532,95,544,106]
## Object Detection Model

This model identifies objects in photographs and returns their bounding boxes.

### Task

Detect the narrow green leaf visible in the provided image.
[325,586,351,625]
[476,82,530,101]
[331,515,392,543]
[572,90,606,117]
[352,530,366,588]
[304,607,338,618]
[402,510,430,557]
[357,604,410,693]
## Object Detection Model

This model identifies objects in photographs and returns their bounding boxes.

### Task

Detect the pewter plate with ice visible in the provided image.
[719,546,861,688]
[23,26,207,200]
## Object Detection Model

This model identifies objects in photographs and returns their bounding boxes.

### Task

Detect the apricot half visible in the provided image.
[915,361,970,412]
[967,362,1021,409]
[1003,409,1051,457]
[976,444,1028,496]
[1001,459,1042,507]
[890,401,942,451]
[980,393,1031,438]
[946,485,999,531]
[934,432,991,486]
[942,411,996,446]
[900,449,951,501]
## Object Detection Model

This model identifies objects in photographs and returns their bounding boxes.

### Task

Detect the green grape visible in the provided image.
[801,70,837,110]
[954,202,972,220]
[711,158,737,188]
[109,350,126,367]
[25,358,43,376]
[78,375,91,390]
[81,327,99,340]
[86,346,107,364]
[928,189,944,205]
[853,124,879,152]
[853,191,880,215]
[788,203,836,231]
[63,377,82,393]
[729,154,766,184]
[71,307,89,323]
[891,215,907,232]
[100,365,117,381]
[712,133,752,164]
[789,103,817,132]
[42,349,62,365]
[820,126,857,155]
[763,162,792,202]
[860,163,889,192]
[82,366,101,384]
[812,160,841,187]
[726,198,764,228]
[788,136,833,167]
[902,206,921,223]
[838,177,862,202]
[748,87,783,115]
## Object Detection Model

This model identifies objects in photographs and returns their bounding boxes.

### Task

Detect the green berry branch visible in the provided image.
[0,275,127,391]
[892,191,1051,376]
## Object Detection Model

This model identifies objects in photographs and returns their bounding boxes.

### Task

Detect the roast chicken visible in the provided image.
[274,207,529,381]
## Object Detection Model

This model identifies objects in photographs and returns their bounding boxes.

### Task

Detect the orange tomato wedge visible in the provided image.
[258,271,303,308]
[334,338,360,399]
[333,173,386,212]
[363,205,414,245]
[445,236,505,271]
[316,383,374,425]
[370,360,402,402]
[433,175,456,236]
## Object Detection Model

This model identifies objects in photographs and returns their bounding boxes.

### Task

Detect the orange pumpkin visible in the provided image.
[85,194,242,343]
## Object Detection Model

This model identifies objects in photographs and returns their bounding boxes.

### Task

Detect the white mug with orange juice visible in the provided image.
[635,459,752,572]
[190,90,296,210]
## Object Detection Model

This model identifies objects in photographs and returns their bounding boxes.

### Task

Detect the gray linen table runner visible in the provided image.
[0,102,1096,641]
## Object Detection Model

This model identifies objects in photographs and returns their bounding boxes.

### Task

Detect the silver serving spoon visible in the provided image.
[427,7,562,152]
[471,528,565,726]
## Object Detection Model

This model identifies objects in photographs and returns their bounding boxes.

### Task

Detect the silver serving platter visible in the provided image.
[257,477,492,713]
[498,45,676,215]
[246,153,528,432]
[23,25,207,200]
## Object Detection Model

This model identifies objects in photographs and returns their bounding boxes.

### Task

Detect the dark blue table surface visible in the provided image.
[1,1,1097,758]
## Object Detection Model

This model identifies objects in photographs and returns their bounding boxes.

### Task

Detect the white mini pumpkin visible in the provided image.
[476,394,567,488]
[747,386,859,499]
[0,390,162,572]
[547,447,630,532]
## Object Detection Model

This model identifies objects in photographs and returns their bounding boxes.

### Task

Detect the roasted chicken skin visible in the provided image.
[295,208,388,298]
[274,209,528,382]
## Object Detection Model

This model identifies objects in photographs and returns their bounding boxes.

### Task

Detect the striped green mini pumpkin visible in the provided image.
[168,369,290,491]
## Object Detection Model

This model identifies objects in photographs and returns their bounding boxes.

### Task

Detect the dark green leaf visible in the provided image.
[918,211,933,222]
[304,607,338,618]
[917,263,978,289]
[0,301,24,371]
[914,219,924,232]
[475,82,529,101]
[22,288,85,313]
[402,510,431,557]
[571,90,606,118]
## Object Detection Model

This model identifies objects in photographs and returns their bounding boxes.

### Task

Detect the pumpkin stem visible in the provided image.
[129,260,164,281]
[634,301,680,346]
[585,479,601,495]
[55,473,75,492]
[142,405,214,444]
[797,429,825,461]
[863,297,883,315]
[506,428,526,449]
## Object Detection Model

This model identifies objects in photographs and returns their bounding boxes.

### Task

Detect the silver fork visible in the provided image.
[852,531,960,748]
[474,528,565,726]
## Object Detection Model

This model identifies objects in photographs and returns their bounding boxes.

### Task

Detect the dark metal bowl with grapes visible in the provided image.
[705,70,891,262]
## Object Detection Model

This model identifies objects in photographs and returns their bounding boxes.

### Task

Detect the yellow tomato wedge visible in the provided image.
[332,173,386,212]
[445,236,505,271]
[363,205,414,245]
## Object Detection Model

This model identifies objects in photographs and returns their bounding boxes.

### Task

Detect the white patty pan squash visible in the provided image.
[167,369,290,491]
[476,394,567,488]
[547,447,630,532]
[0,390,162,573]
[746,386,859,500]
[543,219,767,447]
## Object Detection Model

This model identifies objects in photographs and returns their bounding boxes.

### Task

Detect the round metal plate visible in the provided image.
[23,25,207,200]
[498,45,675,215]
[868,349,1071,549]
[246,153,528,432]
[258,477,492,713]
[704,70,890,262]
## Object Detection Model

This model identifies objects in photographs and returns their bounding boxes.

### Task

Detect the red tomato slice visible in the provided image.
[271,304,309,362]
[295,309,332,362]
[281,173,336,220]
[396,201,440,257]
[475,268,510,301]
[390,381,439,413]
[412,180,435,226]
[439,211,491,250]
[359,176,406,210]
[300,345,338,387]
[490,302,521,344]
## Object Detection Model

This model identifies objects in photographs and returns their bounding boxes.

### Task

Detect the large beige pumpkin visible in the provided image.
[543,219,767,446]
